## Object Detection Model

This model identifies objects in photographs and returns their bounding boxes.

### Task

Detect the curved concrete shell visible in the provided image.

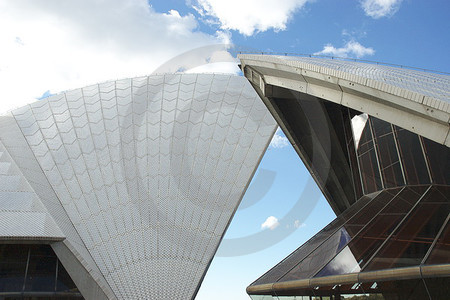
[240,55,450,300]
[239,54,450,146]
[0,74,277,299]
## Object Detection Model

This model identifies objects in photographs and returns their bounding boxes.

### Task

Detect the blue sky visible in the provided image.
[150,0,450,70]
[0,1,449,299]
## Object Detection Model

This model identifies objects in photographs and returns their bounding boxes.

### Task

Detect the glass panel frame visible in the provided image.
[394,127,431,185]
[314,187,419,278]
[364,187,449,271]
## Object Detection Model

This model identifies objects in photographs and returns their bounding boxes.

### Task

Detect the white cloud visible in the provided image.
[261,216,280,230]
[192,0,310,36]
[360,0,403,19]
[269,128,289,149]
[0,0,229,114]
[314,41,375,59]
[294,220,305,228]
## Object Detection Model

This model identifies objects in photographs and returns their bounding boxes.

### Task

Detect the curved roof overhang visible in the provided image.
[239,54,450,147]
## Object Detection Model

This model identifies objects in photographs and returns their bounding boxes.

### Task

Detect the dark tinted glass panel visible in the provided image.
[276,190,403,282]
[314,245,362,277]
[378,187,423,214]
[394,127,430,185]
[358,148,383,194]
[347,189,399,226]
[423,277,450,299]
[0,245,27,292]
[270,95,356,214]
[426,220,450,265]
[25,245,57,292]
[375,134,404,188]
[251,194,376,285]
[358,123,373,154]
[422,137,450,185]
[315,188,421,277]
[340,193,381,223]
[371,117,392,137]
[357,119,384,194]
[280,227,352,281]
[0,244,81,297]
[56,261,78,292]
[349,142,364,199]
[376,279,429,300]
[365,189,450,270]
[420,185,449,202]
[316,214,405,278]
[344,108,363,199]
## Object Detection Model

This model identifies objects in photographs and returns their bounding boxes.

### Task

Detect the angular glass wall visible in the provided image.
[0,244,82,298]
[247,110,449,300]
[248,186,449,299]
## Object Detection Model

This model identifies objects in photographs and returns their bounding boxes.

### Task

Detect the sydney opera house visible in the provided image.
[0,54,448,300]
[240,55,449,300]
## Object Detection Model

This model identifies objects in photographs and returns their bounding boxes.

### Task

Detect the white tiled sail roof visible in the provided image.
[282,55,450,105]
[240,54,450,111]
[0,138,65,240]
[239,54,450,147]
[0,73,276,299]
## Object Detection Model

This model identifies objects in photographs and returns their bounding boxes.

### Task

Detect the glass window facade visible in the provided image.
[278,189,400,282]
[352,117,447,196]
[315,187,421,278]
[422,138,450,185]
[357,122,383,194]
[248,185,449,298]
[248,97,450,300]
[365,188,449,270]
[0,244,82,298]
[371,118,405,188]
[250,193,379,286]
[394,127,430,185]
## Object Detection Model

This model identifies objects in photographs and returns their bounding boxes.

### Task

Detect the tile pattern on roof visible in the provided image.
[9,74,276,299]
[240,54,450,112]
[0,139,65,240]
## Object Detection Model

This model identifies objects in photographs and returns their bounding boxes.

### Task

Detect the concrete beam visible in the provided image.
[241,58,450,147]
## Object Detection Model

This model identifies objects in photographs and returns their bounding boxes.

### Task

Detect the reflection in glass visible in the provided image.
[365,197,449,271]
[315,246,361,277]
[248,109,450,300]
[315,187,420,277]
[351,113,368,150]
[280,228,351,281]
[251,194,376,286]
